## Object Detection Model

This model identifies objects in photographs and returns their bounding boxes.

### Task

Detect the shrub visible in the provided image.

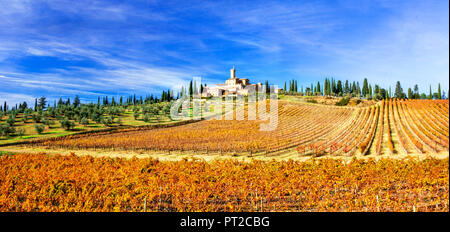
[0,124,15,137]
[6,116,15,126]
[42,118,54,126]
[17,128,25,137]
[34,124,45,134]
[336,97,350,106]
[143,113,151,122]
[32,113,41,123]
[80,117,89,126]
[60,119,75,131]
[101,117,113,127]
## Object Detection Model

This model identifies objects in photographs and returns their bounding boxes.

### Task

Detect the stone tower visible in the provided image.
[230,66,236,79]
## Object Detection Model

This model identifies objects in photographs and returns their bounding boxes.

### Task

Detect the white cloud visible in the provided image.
[0,92,35,106]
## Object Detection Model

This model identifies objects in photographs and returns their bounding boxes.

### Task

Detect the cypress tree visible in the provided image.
[337,80,342,96]
[374,85,380,95]
[344,80,349,94]
[413,85,419,99]
[317,82,321,95]
[328,79,331,95]
[73,95,80,108]
[408,88,413,99]
[352,82,356,95]
[394,81,404,99]
[438,83,441,99]
[331,78,336,94]
[429,85,432,99]
[356,82,361,96]
[193,81,197,95]
[362,78,369,96]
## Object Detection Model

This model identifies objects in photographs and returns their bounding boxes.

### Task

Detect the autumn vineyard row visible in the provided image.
[42,99,449,156]
[0,153,448,212]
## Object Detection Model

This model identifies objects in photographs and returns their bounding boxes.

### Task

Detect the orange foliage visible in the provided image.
[0,153,448,212]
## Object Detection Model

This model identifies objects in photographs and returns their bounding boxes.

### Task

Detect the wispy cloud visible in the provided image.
[0,0,448,105]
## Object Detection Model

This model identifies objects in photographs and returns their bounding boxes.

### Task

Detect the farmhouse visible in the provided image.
[202,67,262,97]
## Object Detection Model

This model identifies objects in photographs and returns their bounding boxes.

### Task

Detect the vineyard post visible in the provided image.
[376,195,380,212]
[158,186,162,211]
[143,197,147,212]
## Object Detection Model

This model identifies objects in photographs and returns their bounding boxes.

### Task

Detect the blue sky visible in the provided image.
[0,0,448,105]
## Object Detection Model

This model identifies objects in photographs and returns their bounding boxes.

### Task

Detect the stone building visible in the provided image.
[203,67,261,97]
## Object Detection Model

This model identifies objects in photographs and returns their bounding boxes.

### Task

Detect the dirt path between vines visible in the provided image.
[1,145,448,162]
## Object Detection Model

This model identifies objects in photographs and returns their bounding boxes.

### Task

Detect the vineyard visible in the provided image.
[0,153,447,212]
[40,99,449,157]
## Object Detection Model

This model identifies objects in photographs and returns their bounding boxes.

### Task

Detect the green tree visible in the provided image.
[336,80,342,96]
[17,128,25,137]
[189,80,193,97]
[344,80,349,95]
[38,96,47,110]
[34,124,45,134]
[352,81,357,96]
[429,85,432,99]
[394,81,405,99]
[143,113,152,122]
[407,88,413,99]
[73,95,80,108]
[362,78,369,97]
[413,85,419,99]
[438,83,441,99]
[316,81,321,95]
[60,119,75,131]
[265,80,270,94]
[80,117,89,126]
[102,116,113,127]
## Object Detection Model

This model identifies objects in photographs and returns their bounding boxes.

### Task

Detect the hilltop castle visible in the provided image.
[202,67,262,97]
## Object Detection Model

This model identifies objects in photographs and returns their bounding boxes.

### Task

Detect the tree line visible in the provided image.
[0,90,175,138]
[282,78,447,101]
